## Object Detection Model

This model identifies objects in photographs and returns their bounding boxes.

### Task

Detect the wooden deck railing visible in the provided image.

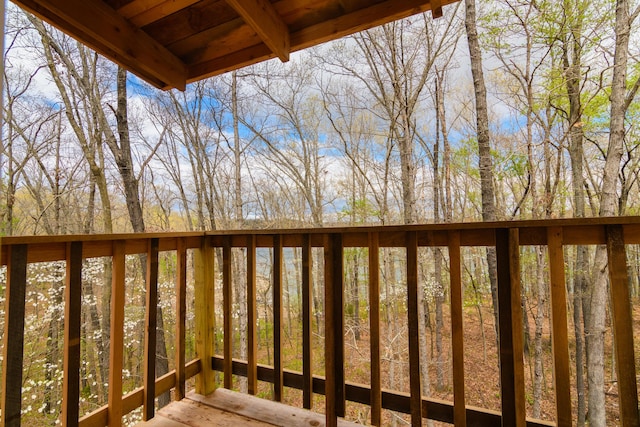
[1,218,640,426]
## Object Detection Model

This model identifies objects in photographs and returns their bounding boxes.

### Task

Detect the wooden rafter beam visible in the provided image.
[225,0,290,62]
[189,0,457,81]
[14,0,187,90]
[431,0,443,18]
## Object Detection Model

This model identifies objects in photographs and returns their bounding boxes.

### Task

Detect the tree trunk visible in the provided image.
[562,0,589,420]
[588,1,634,425]
[464,0,499,339]
[433,78,445,390]
[110,67,171,407]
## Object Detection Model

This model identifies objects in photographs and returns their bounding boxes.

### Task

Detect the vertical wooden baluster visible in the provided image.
[62,242,83,427]
[144,238,159,420]
[333,233,345,418]
[223,237,233,389]
[302,234,313,409]
[195,237,216,395]
[273,234,283,401]
[175,238,187,401]
[1,244,27,427]
[324,233,344,427]
[324,233,336,427]
[495,228,526,427]
[547,228,572,427]
[448,231,466,426]
[368,233,381,426]
[407,231,423,426]
[109,240,126,427]
[606,225,640,427]
[247,235,258,395]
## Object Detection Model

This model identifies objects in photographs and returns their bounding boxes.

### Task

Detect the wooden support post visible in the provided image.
[62,242,83,427]
[406,231,423,426]
[324,233,344,427]
[223,237,233,389]
[273,234,284,401]
[175,238,187,401]
[333,233,345,418]
[448,231,466,427]
[324,234,336,427]
[108,240,126,427]
[606,225,640,427]
[195,237,216,395]
[247,235,258,395]
[302,234,313,409]
[368,233,382,426]
[143,238,159,420]
[495,228,526,427]
[1,244,28,427]
[547,228,572,427]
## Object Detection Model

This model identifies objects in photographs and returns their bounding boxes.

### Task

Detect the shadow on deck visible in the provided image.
[137,388,360,427]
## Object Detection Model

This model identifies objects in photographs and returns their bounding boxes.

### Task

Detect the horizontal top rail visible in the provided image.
[3,217,640,265]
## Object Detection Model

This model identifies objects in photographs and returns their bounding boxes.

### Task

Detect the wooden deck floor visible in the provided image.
[137,388,362,427]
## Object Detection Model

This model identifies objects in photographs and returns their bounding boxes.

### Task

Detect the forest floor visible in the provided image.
[238,298,636,426]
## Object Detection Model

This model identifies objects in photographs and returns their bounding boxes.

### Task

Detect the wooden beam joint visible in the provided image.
[225,0,290,62]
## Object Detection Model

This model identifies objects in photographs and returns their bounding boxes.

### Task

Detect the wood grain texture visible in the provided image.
[62,242,83,427]
[302,233,313,409]
[447,231,466,427]
[1,244,28,427]
[332,233,346,418]
[546,228,572,427]
[144,238,159,420]
[187,389,362,426]
[323,233,341,427]
[368,232,382,426]
[109,240,127,427]
[81,360,201,427]
[406,231,423,426]
[606,225,640,427]
[225,0,290,61]
[273,234,284,401]
[208,356,555,427]
[194,238,216,395]
[186,0,459,82]
[223,237,233,390]
[143,398,275,426]
[495,228,526,427]
[118,0,200,27]
[15,0,186,89]
[4,219,640,265]
[175,239,187,400]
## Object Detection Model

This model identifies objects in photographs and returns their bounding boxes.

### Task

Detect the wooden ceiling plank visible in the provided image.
[188,0,457,81]
[225,0,290,62]
[188,43,274,82]
[291,0,459,51]
[119,0,202,27]
[117,0,165,17]
[142,0,237,47]
[169,18,260,64]
[15,0,187,90]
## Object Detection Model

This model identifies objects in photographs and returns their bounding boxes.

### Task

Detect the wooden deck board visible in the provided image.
[138,389,361,427]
